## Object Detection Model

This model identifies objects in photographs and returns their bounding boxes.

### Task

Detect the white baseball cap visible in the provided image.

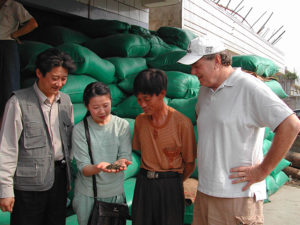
[178,36,226,65]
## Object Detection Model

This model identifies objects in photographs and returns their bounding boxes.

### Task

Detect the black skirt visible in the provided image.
[132,169,185,225]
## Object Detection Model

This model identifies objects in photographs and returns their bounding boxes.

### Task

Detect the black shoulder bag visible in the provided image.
[83,117,130,225]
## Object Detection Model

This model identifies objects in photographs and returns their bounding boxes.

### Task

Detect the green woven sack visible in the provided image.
[124,178,136,216]
[194,125,198,143]
[18,41,52,69]
[22,51,43,78]
[232,55,279,77]
[190,158,198,178]
[166,71,200,99]
[168,96,198,124]
[107,57,147,80]
[146,35,182,58]
[114,96,169,118]
[263,139,272,155]
[184,203,194,225]
[58,43,116,84]
[60,75,97,103]
[266,131,275,141]
[129,25,151,36]
[271,159,291,177]
[157,27,197,50]
[273,171,290,187]
[37,26,91,46]
[117,74,138,94]
[265,175,279,196]
[124,151,141,180]
[84,34,150,58]
[73,103,87,124]
[0,209,10,225]
[108,84,127,107]
[113,95,143,118]
[66,214,79,225]
[123,118,135,140]
[147,50,192,74]
[264,127,275,141]
[264,80,288,99]
[264,127,271,139]
[76,19,130,38]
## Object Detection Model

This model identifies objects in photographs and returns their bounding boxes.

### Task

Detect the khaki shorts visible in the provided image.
[192,191,264,225]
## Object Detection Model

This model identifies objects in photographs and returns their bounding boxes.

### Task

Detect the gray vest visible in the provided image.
[13,87,73,191]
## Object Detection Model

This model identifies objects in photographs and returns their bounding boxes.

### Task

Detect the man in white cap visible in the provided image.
[178,36,300,224]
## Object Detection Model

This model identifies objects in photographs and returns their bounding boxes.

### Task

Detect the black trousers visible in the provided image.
[11,164,67,225]
[132,169,185,225]
[0,40,20,115]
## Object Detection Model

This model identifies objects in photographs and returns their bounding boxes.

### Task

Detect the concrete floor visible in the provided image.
[264,183,300,225]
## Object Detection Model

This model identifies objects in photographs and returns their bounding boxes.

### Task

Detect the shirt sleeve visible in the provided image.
[117,120,132,161]
[132,116,141,151]
[181,118,197,164]
[15,2,33,24]
[72,123,92,172]
[250,82,293,131]
[0,96,23,198]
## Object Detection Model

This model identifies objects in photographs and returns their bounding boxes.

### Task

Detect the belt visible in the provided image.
[55,159,66,168]
[140,168,181,179]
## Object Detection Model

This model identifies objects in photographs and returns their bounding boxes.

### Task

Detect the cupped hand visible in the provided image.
[96,162,114,173]
[114,159,132,171]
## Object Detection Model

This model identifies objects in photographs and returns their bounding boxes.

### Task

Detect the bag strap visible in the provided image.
[83,117,98,199]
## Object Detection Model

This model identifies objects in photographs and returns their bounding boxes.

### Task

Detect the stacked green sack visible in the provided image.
[57,43,116,84]
[168,96,198,125]
[84,34,150,58]
[74,19,131,38]
[107,57,148,81]
[60,75,97,103]
[18,41,52,70]
[264,79,288,99]
[146,50,192,74]
[129,25,183,59]
[0,210,10,225]
[36,26,91,46]
[263,133,291,198]
[156,26,198,50]
[165,71,200,99]
[232,55,279,77]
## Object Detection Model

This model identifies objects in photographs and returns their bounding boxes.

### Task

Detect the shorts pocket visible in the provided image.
[235,215,264,225]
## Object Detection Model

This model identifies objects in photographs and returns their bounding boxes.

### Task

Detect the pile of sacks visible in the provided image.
[0,19,289,225]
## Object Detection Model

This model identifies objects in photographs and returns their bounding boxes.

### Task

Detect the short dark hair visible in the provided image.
[203,50,232,66]
[83,82,111,107]
[133,69,168,96]
[35,48,76,76]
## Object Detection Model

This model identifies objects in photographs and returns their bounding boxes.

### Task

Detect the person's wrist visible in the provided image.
[10,33,17,39]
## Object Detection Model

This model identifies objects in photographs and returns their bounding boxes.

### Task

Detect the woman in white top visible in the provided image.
[72,81,132,225]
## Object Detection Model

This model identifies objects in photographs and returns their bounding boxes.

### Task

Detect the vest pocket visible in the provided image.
[24,122,46,149]
[14,157,49,186]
